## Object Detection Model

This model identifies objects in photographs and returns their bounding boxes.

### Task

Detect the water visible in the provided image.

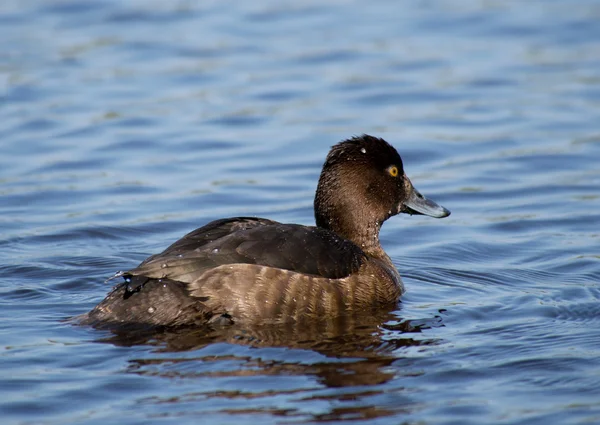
[2,0,600,424]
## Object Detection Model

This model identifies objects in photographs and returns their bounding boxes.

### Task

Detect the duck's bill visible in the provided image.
[402,182,450,218]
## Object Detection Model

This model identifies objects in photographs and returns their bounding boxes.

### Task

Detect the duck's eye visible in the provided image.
[387,165,399,177]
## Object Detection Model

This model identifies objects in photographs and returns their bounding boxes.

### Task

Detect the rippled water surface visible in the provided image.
[2,1,600,424]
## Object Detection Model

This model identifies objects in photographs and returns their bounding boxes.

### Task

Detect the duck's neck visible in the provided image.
[316,206,388,260]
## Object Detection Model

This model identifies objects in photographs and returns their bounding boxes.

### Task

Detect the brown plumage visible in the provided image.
[79,135,450,329]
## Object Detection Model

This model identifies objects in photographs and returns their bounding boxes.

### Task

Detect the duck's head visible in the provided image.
[314,134,450,251]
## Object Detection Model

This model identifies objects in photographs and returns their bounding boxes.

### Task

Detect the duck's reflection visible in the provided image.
[98,310,441,353]
[95,310,444,422]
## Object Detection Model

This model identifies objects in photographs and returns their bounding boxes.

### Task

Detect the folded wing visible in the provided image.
[126,217,366,285]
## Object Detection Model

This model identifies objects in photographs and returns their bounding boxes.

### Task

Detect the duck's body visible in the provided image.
[81,135,449,328]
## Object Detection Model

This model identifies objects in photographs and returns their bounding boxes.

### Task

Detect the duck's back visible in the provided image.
[131,217,367,282]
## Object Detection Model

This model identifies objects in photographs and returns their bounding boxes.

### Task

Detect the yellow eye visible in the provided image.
[388,165,399,177]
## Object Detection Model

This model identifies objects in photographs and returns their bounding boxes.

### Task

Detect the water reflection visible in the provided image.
[92,311,443,422]
[96,310,442,358]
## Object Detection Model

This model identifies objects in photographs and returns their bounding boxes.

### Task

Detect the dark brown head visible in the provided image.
[314,135,450,253]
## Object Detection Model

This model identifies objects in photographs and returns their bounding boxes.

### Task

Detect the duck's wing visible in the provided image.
[137,217,278,267]
[125,218,366,284]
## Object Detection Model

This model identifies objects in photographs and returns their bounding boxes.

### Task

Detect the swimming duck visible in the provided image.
[81,135,450,328]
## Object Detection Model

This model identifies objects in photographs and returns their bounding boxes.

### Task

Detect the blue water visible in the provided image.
[2,1,600,424]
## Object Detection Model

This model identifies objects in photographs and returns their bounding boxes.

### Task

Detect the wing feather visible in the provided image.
[126,217,366,284]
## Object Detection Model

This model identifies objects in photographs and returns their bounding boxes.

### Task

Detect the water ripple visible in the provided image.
[2,0,600,424]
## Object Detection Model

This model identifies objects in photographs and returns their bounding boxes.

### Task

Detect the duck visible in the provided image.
[80,135,450,329]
